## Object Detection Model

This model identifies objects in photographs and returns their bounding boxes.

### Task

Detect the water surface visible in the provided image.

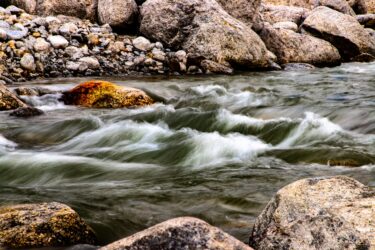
[0,62,374,246]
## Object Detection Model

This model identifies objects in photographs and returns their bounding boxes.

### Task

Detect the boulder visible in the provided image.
[272,21,298,31]
[250,176,375,250]
[100,217,253,250]
[261,4,309,25]
[0,83,27,110]
[367,0,375,12]
[301,6,375,60]
[216,0,261,26]
[262,0,366,14]
[62,80,154,108]
[98,0,138,29]
[0,202,97,248]
[318,0,356,15]
[11,0,98,22]
[260,24,341,66]
[10,0,36,13]
[357,13,375,27]
[140,0,275,70]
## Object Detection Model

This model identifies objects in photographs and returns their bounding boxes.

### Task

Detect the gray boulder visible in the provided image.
[302,6,375,60]
[100,217,253,250]
[250,176,375,250]
[216,0,261,26]
[98,0,138,29]
[260,24,341,66]
[11,0,98,22]
[140,0,275,70]
[261,4,309,24]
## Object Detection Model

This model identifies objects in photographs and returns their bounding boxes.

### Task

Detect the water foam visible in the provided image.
[0,134,16,151]
[278,112,343,147]
[216,109,292,131]
[20,94,68,111]
[180,129,270,168]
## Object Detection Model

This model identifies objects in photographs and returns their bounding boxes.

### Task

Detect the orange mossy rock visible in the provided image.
[62,80,154,108]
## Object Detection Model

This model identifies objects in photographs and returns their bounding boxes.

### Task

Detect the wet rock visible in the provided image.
[62,80,154,108]
[14,86,58,96]
[48,35,69,49]
[201,60,234,74]
[351,52,375,62]
[20,53,36,71]
[216,0,261,26]
[140,0,275,70]
[0,202,97,248]
[9,106,44,117]
[250,176,375,250]
[283,62,315,70]
[261,4,308,25]
[101,217,253,250]
[98,0,138,29]
[301,6,375,60]
[260,24,341,66]
[0,83,27,110]
[132,36,152,51]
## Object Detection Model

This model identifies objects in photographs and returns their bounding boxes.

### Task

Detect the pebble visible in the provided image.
[0,5,196,82]
[79,57,100,69]
[132,36,152,51]
[47,35,69,49]
[33,38,50,52]
[20,53,36,71]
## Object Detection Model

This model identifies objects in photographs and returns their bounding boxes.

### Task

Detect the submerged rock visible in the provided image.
[0,83,27,110]
[140,0,275,70]
[101,217,253,250]
[301,7,375,60]
[250,176,375,250]
[260,24,341,66]
[9,106,44,117]
[62,80,154,108]
[0,202,97,248]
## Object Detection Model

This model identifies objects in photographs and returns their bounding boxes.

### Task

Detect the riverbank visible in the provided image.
[1,0,375,83]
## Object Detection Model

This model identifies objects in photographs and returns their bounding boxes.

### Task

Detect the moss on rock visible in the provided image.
[62,80,154,108]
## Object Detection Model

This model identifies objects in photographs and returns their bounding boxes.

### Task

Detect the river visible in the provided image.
[0,62,374,247]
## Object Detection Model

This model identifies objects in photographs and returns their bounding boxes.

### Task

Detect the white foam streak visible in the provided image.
[278,112,343,147]
[0,135,16,151]
[216,109,292,130]
[181,129,270,168]
[20,94,69,111]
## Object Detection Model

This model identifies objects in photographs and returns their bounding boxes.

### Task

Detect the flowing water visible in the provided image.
[0,62,375,247]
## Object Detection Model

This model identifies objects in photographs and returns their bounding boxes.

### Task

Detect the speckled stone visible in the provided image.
[0,202,97,248]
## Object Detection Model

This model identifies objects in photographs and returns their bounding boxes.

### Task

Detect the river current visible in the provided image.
[0,62,374,246]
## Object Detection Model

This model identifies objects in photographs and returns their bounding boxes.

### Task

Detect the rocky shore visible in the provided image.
[0,0,375,82]
[0,176,374,249]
